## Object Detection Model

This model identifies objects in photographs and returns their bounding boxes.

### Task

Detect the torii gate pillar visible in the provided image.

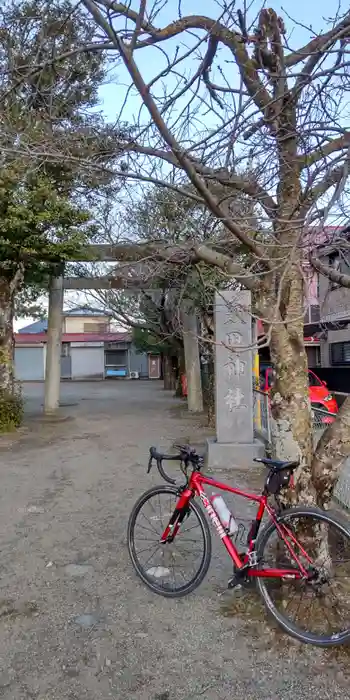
[44,273,64,414]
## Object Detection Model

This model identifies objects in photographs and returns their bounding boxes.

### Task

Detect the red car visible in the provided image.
[259,366,338,422]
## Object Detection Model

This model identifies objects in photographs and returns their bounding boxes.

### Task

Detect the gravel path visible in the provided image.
[0,381,348,700]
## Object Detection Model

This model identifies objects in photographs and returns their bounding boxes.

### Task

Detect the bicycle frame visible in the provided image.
[160,470,312,580]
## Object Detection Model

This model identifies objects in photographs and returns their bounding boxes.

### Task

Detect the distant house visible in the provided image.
[14,307,161,381]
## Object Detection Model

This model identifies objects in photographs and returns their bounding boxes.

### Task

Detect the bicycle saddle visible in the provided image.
[254,457,299,471]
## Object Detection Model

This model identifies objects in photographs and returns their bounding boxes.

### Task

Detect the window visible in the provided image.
[304,305,321,323]
[83,322,107,333]
[330,341,350,365]
[308,370,322,387]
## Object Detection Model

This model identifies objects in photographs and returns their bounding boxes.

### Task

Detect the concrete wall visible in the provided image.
[15,346,45,381]
[320,339,330,368]
[71,345,105,379]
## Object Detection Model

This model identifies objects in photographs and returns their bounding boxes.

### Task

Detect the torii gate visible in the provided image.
[43,245,203,414]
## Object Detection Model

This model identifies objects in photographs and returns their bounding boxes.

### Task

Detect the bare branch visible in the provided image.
[92,2,272,113]
[83,0,270,264]
[292,24,350,97]
[302,163,347,211]
[298,132,350,169]
[285,11,350,67]
[311,254,350,288]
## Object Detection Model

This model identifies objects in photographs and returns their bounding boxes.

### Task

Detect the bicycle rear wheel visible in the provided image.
[127,485,211,598]
[256,506,350,646]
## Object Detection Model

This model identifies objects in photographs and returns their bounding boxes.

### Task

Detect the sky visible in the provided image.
[15,0,345,330]
[97,0,336,123]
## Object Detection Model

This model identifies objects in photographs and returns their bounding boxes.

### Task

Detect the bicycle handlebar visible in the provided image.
[147,444,203,484]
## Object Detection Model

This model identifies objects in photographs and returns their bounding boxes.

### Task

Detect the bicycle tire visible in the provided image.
[255,505,350,646]
[127,485,212,598]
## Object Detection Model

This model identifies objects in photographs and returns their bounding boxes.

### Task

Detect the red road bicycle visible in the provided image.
[127,445,350,646]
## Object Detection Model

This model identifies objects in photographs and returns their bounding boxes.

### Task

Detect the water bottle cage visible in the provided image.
[232,522,247,545]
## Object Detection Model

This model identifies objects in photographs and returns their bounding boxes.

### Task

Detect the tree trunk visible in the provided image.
[0,274,24,431]
[261,96,316,505]
[268,326,315,505]
[205,370,215,428]
[175,348,185,397]
[0,277,15,395]
[312,397,350,507]
[202,354,215,428]
[170,357,177,391]
[163,354,174,390]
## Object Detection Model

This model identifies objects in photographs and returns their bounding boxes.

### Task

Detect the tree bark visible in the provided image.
[202,354,215,428]
[175,348,185,397]
[205,368,215,428]
[312,397,350,507]
[0,277,15,395]
[268,325,315,504]
[261,95,315,505]
[163,354,175,390]
[170,357,177,391]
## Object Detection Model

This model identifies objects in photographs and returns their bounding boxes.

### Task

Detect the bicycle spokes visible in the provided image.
[130,489,208,593]
[260,513,350,639]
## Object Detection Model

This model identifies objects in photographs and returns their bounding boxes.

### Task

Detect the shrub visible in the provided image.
[0,385,24,432]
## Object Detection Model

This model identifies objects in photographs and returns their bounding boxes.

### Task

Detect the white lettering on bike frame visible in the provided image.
[199,492,226,539]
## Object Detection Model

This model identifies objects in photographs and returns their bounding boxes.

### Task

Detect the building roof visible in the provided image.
[15,331,131,345]
[18,306,113,334]
[18,319,48,334]
[64,306,112,317]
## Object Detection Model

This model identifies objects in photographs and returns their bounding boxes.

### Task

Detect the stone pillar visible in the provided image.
[207,290,262,468]
[181,310,203,413]
[44,274,64,414]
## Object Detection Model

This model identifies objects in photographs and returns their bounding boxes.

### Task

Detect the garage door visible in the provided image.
[71,346,104,379]
[15,347,44,381]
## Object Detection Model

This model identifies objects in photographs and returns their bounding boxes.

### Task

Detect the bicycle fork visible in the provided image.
[160,488,193,543]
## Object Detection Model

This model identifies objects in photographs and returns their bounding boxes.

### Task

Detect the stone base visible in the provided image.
[206,437,265,470]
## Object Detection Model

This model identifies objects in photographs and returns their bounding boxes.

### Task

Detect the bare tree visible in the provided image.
[82,186,245,410]
[76,1,350,507]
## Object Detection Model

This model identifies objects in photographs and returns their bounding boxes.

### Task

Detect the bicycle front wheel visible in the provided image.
[127,485,212,598]
[256,506,350,646]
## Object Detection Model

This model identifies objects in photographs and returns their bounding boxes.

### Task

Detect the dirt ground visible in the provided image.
[0,380,348,700]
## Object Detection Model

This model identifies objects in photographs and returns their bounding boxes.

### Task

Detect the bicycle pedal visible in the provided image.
[227,575,241,590]
[228,574,254,590]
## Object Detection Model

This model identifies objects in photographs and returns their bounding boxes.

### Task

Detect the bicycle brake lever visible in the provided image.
[147,456,153,473]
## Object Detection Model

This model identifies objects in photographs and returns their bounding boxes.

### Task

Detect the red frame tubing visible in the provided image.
[249,568,303,579]
[159,472,311,580]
